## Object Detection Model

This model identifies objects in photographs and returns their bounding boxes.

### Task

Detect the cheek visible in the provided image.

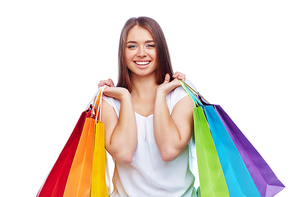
[151,50,157,63]
[147,48,157,60]
[125,50,135,62]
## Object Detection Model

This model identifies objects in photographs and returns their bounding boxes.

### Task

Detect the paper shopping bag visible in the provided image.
[36,111,89,197]
[193,106,230,197]
[63,116,96,197]
[182,80,285,197]
[203,105,260,196]
[215,105,285,197]
[37,88,110,197]
[91,121,109,197]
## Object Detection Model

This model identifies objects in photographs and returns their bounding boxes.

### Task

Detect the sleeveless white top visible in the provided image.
[103,81,197,197]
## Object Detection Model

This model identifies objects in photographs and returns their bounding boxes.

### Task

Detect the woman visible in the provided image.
[99,17,197,197]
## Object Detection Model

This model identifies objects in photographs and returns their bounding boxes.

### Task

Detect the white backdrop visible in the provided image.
[0,1,295,196]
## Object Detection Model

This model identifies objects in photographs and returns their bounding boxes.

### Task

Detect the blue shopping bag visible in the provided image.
[203,105,261,197]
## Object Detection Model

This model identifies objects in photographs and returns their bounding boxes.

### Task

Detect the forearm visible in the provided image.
[153,91,182,162]
[102,88,137,164]
[110,94,137,161]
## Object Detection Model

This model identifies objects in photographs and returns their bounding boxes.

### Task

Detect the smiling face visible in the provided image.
[125,25,158,79]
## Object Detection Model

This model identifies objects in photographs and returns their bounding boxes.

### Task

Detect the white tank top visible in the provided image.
[103,81,197,197]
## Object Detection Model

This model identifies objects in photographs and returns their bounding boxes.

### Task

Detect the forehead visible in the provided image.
[126,25,154,42]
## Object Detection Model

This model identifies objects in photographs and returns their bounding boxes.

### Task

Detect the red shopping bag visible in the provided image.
[36,110,90,197]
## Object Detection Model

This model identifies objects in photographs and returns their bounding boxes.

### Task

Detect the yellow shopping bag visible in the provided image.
[91,121,109,197]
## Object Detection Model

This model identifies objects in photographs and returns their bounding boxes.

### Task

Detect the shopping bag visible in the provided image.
[63,88,106,197]
[63,117,96,196]
[193,106,230,197]
[203,105,260,196]
[36,110,89,197]
[37,88,110,197]
[91,88,109,197]
[182,81,260,196]
[215,105,285,197]
[181,81,230,197]
[182,80,285,197]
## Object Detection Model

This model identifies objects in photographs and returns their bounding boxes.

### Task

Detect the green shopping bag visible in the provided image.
[180,80,229,197]
[193,106,230,197]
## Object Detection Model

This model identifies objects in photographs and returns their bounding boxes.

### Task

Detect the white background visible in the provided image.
[0,0,295,196]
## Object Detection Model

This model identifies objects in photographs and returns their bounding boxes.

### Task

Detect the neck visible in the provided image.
[130,74,158,99]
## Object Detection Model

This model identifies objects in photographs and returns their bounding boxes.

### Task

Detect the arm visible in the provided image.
[100,81,137,164]
[153,73,195,162]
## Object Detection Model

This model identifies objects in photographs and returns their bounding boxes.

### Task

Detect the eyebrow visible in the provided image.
[126,40,155,44]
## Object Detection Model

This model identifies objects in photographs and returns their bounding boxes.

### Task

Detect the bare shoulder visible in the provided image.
[172,95,195,118]
[101,99,118,125]
[171,95,195,147]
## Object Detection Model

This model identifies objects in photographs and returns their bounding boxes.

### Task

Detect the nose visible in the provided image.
[137,46,147,57]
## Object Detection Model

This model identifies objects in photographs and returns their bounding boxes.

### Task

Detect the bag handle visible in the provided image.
[93,86,106,122]
[179,80,210,107]
[183,81,209,104]
[96,86,106,122]
[85,91,100,111]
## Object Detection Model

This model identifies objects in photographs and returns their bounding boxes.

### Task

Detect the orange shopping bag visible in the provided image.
[63,116,96,196]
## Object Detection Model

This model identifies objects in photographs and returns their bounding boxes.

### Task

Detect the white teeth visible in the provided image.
[135,61,150,65]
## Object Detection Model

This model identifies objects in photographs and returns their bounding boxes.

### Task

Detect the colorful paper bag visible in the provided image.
[181,80,285,197]
[63,117,96,197]
[215,105,285,197]
[193,106,230,197]
[91,88,109,196]
[36,111,89,197]
[37,88,110,197]
[203,105,260,196]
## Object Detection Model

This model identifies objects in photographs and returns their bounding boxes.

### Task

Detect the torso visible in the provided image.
[103,82,197,197]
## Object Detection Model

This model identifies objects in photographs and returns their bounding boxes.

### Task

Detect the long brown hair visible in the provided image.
[117,17,174,91]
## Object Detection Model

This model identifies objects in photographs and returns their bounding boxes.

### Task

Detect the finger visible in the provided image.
[98,80,111,88]
[98,81,104,88]
[173,72,186,80]
[164,73,170,83]
[108,78,115,87]
[178,74,185,80]
[173,72,182,77]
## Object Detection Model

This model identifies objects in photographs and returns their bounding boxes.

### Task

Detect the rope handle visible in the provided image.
[179,80,210,106]
[92,86,106,122]
[183,81,209,104]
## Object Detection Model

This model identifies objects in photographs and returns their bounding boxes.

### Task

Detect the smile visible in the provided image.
[134,61,151,65]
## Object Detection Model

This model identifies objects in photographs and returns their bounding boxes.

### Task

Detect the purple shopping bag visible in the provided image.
[214,105,285,197]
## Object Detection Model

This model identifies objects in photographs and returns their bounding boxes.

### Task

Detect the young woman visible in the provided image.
[99,17,197,197]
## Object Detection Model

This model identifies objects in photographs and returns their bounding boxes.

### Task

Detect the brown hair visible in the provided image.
[117,17,174,91]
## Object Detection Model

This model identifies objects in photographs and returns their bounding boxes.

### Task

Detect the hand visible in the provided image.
[98,78,115,88]
[98,79,130,101]
[172,72,186,81]
[103,86,130,101]
[157,72,186,96]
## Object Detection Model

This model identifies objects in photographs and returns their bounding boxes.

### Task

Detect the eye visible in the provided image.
[146,44,155,48]
[127,45,136,49]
